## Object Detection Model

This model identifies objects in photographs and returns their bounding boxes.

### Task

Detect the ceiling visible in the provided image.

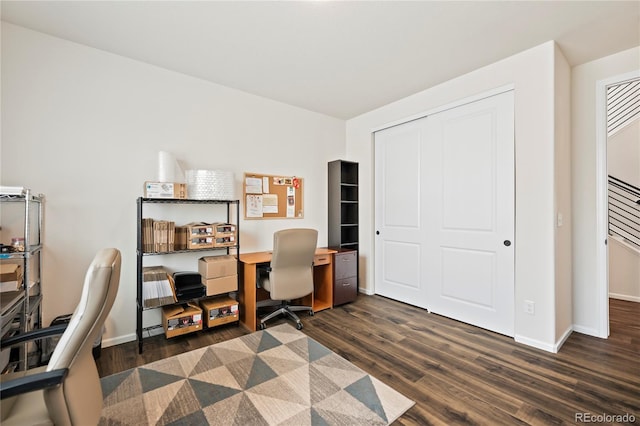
[2,1,639,119]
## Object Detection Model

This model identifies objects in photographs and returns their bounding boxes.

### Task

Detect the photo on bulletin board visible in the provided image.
[243,172,304,219]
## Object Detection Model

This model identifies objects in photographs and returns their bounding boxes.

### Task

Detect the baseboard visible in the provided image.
[103,327,165,348]
[358,287,374,296]
[514,334,557,353]
[572,324,607,338]
[609,293,640,303]
[102,333,136,348]
[554,326,573,352]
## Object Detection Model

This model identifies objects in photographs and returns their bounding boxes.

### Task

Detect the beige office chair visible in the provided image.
[0,248,121,426]
[257,228,318,330]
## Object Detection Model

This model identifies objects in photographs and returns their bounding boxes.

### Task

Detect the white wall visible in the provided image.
[1,23,345,345]
[608,118,640,186]
[554,44,573,346]
[609,238,640,301]
[347,41,562,351]
[572,46,640,335]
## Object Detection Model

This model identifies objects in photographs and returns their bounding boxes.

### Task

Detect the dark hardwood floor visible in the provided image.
[96,296,640,425]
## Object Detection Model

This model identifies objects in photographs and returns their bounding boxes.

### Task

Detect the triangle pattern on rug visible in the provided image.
[185,346,223,377]
[256,330,284,353]
[101,368,141,406]
[153,380,201,425]
[245,355,279,389]
[258,343,308,376]
[141,379,186,425]
[101,394,148,425]
[202,392,245,425]
[245,390,308,424]
[246,367,308,406]
[99,324,414,425]
[190,377,242,408]
[345,375,388,423]
[314,389,388,425]
[165,408,208,426]
[138,367,185,393]
[230,393,270,426]
[191,364,242,390]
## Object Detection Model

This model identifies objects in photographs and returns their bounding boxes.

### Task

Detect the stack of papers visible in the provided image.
[142,266,176,308]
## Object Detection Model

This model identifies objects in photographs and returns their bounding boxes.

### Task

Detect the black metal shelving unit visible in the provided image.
[136,197,240,353]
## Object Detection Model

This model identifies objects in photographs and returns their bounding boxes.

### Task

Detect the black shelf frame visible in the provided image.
[136,197,240,353]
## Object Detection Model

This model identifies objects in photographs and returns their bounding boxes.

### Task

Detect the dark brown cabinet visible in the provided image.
[333,249,357,306]
[328,159,359,305]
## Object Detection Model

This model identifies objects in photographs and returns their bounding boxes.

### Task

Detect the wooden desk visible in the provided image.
[238,248,336,331]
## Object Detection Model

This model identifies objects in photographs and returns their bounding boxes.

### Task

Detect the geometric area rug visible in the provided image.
[99,324,414,425]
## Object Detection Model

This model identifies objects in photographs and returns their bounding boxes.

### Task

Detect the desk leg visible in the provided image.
[240,262,257,332]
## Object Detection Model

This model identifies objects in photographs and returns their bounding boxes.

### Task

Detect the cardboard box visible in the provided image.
[200,296,239,328]
[187,222,214,237]
[186,222,215,249]
[212,223,236,235]
[175,226,189,250]
[187,236,214,250]
[212,223,237,247]
[144,182,187,199]
[213,235,236,247]
[0,263,23,292]
[162,303,203,338]
[204,274,238,296]
[199,255,237,279]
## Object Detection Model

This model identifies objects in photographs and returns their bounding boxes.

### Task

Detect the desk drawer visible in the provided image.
[314,254,331,266]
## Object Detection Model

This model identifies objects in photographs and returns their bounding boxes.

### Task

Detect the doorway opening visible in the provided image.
[596,72,640,338]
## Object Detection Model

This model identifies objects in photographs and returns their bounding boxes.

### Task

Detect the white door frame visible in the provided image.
[595,70,640,338]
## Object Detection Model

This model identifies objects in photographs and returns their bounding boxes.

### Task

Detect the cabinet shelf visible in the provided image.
[136,197,240,353]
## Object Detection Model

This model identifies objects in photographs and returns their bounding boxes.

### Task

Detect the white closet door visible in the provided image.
[374,90,515,336]
[374,119,429,308]
[424,91,514,336]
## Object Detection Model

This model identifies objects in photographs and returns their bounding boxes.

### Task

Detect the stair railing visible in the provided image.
[608,175,640,250]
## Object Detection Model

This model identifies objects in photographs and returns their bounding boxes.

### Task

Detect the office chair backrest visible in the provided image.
[268,228,318,301]
[45,248,121,425]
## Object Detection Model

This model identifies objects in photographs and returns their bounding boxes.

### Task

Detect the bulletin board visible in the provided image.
[243,172,304,219]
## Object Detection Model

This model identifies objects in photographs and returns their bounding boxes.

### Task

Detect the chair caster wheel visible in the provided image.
[259,323,266,330]
[296,323,303,330]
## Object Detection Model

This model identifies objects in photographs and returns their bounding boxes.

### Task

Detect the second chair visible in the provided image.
[257,228,318,330]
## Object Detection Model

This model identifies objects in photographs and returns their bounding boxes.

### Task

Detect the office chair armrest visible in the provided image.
[0,323,68,349]
[0,368,69,399]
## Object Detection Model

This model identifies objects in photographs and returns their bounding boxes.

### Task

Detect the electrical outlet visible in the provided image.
[524,300,535,315]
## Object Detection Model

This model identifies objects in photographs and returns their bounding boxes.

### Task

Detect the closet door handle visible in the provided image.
[503,240,511,247]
